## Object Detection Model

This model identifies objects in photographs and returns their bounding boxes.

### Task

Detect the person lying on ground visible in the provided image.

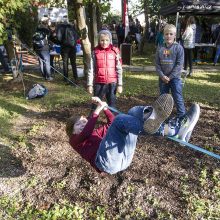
[66,94,200,175]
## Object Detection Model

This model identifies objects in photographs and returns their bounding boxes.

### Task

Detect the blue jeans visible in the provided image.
[214,45,220,64]
[159,78,185,118]
[38,50,51,79]
[95,106,148,174]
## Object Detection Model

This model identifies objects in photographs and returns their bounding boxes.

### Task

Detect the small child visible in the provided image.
[155,24,186,122]
[87,29,123,110]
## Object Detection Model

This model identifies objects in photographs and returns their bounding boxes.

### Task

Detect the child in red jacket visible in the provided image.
[87,29,123,110]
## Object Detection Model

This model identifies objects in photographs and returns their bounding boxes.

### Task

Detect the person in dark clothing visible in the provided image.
[48,22,60,74]
[0,45,9,73]
[56,22,78,83]
[116,22,125,48]
[33,18,53,81]
[213,24,220,66]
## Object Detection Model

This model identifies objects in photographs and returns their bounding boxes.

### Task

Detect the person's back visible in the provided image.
[182,16,196,76]
[57,23,77,47]
[182,24,196,48]
[57,22,78,83]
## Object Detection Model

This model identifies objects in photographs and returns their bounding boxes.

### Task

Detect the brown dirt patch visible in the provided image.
[1,89,220,218]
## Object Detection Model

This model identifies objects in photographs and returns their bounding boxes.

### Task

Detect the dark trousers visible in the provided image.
[184,48,193,72]
[90,83,117,114]
[61,46,77,80]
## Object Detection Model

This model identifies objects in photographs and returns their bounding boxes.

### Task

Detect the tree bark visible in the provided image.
[88,2,98,49]
[74,0,91,78]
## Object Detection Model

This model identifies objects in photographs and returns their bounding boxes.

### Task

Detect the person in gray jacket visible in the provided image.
[182,16,196,76]
[155,24,186,123]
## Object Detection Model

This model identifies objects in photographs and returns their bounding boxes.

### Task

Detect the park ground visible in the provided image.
[0,49,220,219]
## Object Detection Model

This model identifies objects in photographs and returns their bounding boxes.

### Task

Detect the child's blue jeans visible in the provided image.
[95,106,148,174]
[159,78,186,118]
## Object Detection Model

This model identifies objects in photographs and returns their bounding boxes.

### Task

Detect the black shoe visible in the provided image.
[143,94,174,134]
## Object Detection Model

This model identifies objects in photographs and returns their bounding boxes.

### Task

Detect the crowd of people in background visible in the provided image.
[1,14,220,82]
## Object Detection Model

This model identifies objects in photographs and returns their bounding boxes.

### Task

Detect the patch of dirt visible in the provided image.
[1,92,220,219]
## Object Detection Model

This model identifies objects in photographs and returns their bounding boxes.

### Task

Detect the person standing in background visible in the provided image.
[182,16,196,76]
[56,20,79,84]
[213,23,220,66]
[33,17,53,81]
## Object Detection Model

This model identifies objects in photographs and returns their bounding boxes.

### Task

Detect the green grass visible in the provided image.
[123,71,220,107]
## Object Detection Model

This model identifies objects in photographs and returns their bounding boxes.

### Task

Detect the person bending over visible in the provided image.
[66,94,200,175]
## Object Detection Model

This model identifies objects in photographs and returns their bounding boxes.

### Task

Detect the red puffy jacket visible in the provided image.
[94,45,120,84]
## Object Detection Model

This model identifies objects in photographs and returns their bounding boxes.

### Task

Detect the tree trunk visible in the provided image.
[96,2,102,31]
[139,0,149,54]
[88,3,98,49]
[74,0,91,78]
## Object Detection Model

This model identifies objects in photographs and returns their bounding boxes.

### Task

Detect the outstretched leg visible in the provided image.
[158,103,200,143]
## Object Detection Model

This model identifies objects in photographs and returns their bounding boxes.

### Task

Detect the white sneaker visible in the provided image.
[174,103,200,143]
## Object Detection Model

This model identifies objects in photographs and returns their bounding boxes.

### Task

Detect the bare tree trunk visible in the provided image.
[139,0,149,54]
[96,2,102,31]
[88,2,98,49]
[74,0,91,78]
[92,4,98,47]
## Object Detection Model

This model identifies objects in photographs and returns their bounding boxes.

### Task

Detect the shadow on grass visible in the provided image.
[0,144,26,177]
[0,97,28,115]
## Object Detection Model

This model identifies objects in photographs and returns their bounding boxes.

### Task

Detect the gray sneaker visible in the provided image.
[144,94,174,134]
[174,103,200,142]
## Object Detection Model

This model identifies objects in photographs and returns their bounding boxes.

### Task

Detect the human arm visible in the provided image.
[92,96,108,115]
[155,46,170,83]
[115,49,123,93]
[87,52,95,94]
[69,97,107,146]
